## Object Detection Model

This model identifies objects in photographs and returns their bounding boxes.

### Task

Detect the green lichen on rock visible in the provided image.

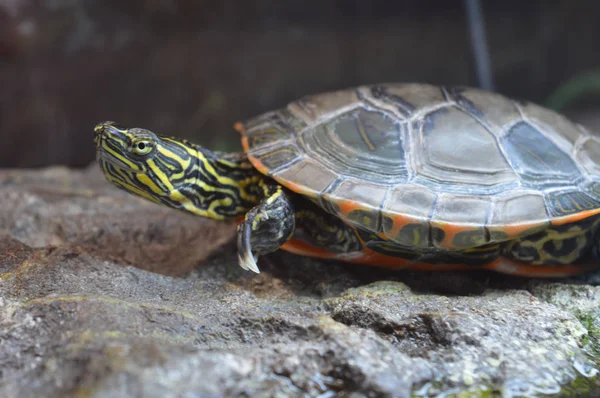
[526,282,600,397]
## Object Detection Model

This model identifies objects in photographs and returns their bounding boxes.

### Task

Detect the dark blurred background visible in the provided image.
[1,0,599,168]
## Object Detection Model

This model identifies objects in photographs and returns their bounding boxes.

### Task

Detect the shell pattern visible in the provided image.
[240,83,600,251]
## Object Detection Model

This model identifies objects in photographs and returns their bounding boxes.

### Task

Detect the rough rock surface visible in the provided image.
[1,165,600,397]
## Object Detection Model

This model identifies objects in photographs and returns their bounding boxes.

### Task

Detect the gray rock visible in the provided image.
[1,166,599,397]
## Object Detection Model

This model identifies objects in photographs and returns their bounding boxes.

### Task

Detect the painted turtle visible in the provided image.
[94,83,600,277]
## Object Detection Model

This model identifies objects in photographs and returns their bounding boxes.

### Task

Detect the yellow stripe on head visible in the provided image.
[94,121,265,220]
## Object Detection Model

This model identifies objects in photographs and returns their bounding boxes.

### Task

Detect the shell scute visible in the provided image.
[272,160,337,199]
[546,189,600,217]
[501,121,583,188]
[323,178,388,232]
[380,184,435,248]
[519,100,584,147]
[416,106,515,185]
[300,107,408,184]
[431,194,490,248]
[491,191,547,223]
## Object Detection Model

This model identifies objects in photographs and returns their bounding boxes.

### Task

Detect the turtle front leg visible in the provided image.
[237,184,295,273]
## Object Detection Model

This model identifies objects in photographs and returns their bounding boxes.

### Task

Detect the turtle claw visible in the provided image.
[236,221,261,273]
[238,252,260,273]
[235,186,294,274]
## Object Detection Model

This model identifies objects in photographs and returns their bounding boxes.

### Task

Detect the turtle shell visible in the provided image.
[237,83,600,251]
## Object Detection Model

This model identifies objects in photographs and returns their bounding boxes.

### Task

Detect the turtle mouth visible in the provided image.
[96,149,145,174]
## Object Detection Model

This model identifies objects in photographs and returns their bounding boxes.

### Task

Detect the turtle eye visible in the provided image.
[132,140,153,156]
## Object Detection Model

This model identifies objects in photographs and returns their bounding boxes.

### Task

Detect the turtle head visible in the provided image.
[94,121,159,174]
[94,121,203,211]
[94,121,261,219]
